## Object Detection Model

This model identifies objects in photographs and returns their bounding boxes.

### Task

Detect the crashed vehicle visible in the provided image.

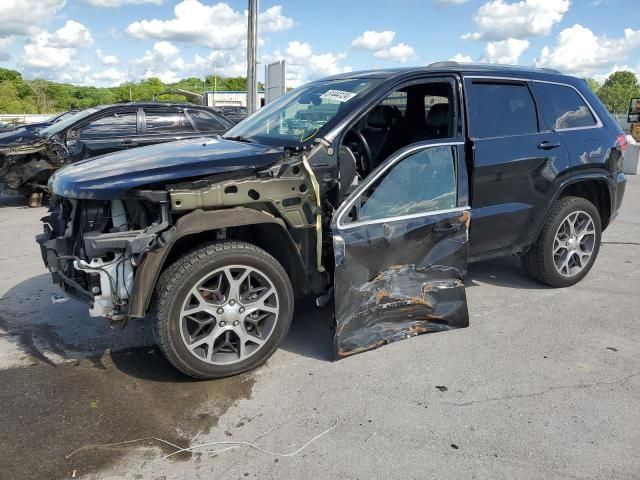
[18,110,81,132]
[37,63,626,379]
[0,103,233,195]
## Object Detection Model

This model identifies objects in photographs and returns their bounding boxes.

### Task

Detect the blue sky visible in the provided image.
[0,0,639,87]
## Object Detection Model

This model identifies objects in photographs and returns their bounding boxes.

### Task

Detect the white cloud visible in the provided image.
[374,43,417,63]
[535,24,640,75]
[127,41,245,83]
[463,0,570,41]
[23,36,74,69]
[97,49,119,65]
[481,38,530,64]
[125,1,293,49]
[450,53,473,62]
[351,31,396,50]
[89,68,129,86]
[84,0,162,6]
[48,20,94,48]
[261,6,295,32]
[286,41,313,59]
[0,0,66,37]
[270,41,351,88]
[21,21,93,71]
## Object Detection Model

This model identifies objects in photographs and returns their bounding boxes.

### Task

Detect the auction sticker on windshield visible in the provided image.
[320,90,357,103]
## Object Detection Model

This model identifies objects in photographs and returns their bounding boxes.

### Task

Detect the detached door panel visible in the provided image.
[332,142,470,358]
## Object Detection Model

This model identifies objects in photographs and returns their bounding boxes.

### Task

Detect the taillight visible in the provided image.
[616,134,627,152]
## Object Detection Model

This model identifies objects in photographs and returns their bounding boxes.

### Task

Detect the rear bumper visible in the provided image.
[609,171,626,225]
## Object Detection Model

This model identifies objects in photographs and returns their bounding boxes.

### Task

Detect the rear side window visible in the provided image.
[79,111,137,139]
[535,83,597,130]
[469,82,539,138]
[187,109,228,132]
[145,110,193,134]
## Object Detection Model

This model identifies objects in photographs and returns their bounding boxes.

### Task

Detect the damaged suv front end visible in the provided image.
[36,135,294,324]
[37,193,169,321]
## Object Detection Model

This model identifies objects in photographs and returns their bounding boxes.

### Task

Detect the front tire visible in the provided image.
[154,241,294,379]
[522,196,601,288]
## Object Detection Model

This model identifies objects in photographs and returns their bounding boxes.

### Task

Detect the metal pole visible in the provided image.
[246,0,258,114]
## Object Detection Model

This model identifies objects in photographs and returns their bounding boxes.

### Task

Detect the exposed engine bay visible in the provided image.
[36,150,327,322]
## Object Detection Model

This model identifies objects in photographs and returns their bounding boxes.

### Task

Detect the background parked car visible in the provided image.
[214,106,247,124]
[16,110,81,132]
[0,102,234,195]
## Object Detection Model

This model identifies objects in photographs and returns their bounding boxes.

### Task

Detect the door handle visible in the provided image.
[537,141,561,150]
[120,139,137,146]
[434,223,461,233]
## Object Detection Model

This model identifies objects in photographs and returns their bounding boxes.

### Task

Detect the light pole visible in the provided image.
[246,0,258,114]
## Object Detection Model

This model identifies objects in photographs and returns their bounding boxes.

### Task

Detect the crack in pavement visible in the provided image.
[601,241,640,246]
[448,371,640,407]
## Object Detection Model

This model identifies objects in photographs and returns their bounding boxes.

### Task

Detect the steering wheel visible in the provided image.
[344,129,372,173]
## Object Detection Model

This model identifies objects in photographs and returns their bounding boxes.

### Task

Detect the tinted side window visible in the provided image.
[79,111,137,139]
[469,82,539,138]
[345,146,457,224]
[145,110,193,134]
[536,83,597,130]
[187,109,227,132]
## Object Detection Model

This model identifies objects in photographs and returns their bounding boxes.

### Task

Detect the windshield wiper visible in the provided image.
[224,135,258,144]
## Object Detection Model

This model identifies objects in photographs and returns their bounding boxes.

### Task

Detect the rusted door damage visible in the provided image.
[331,142,471,359]
[333,210,470,357]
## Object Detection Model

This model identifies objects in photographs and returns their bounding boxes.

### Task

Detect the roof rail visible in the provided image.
[540,68,562,75]
[427,61,459,68]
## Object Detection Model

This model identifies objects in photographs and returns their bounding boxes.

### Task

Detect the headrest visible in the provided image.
[367,105,393,129]
[426,103,449,129]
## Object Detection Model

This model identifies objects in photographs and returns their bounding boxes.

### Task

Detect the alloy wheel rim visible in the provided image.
[179,265,279,365]
[552,210,596,278]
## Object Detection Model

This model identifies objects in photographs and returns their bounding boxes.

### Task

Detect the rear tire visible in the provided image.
[522,196,601,288]
[154,241,294,379]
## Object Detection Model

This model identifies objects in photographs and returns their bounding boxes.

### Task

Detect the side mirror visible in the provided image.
[627,97,640,124]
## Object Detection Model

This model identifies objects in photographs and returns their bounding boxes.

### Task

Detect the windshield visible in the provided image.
[40,107,101,137]
[224,78,382,146]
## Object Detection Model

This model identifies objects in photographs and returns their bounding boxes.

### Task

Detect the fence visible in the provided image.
[0,114,54,126]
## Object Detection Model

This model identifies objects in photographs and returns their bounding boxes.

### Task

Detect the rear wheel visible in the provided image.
[154,241,294,379]
[522,196,601,288]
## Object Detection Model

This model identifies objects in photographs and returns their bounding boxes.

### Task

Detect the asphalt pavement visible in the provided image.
[1,177,639,480]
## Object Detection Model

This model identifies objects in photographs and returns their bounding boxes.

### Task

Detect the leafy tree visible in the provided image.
[0,68,22,82]
[0,82,30,113]
[597,71,640,113]
[585,78,601,94]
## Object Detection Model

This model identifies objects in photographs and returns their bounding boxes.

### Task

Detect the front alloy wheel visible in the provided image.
[180,266,279,365]
[154,241,294,379]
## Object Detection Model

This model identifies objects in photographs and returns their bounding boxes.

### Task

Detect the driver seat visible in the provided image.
[361,105,395,167]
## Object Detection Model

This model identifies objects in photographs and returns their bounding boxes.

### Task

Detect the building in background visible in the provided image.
[204,91,265,108]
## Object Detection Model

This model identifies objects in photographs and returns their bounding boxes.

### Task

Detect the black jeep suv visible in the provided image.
[0,103,233,195]
[37,63,626,379]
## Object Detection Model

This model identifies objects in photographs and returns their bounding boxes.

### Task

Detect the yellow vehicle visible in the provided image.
[628,97,640,142]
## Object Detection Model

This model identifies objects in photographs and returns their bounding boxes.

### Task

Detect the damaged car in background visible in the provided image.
[37,63,626,379]
[0,103,233,196]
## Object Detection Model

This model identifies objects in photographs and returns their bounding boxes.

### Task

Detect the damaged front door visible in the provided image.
[331,141,470,358]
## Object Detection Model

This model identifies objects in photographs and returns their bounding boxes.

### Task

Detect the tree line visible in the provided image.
[0,68,264,114]
[0,66,638,115]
